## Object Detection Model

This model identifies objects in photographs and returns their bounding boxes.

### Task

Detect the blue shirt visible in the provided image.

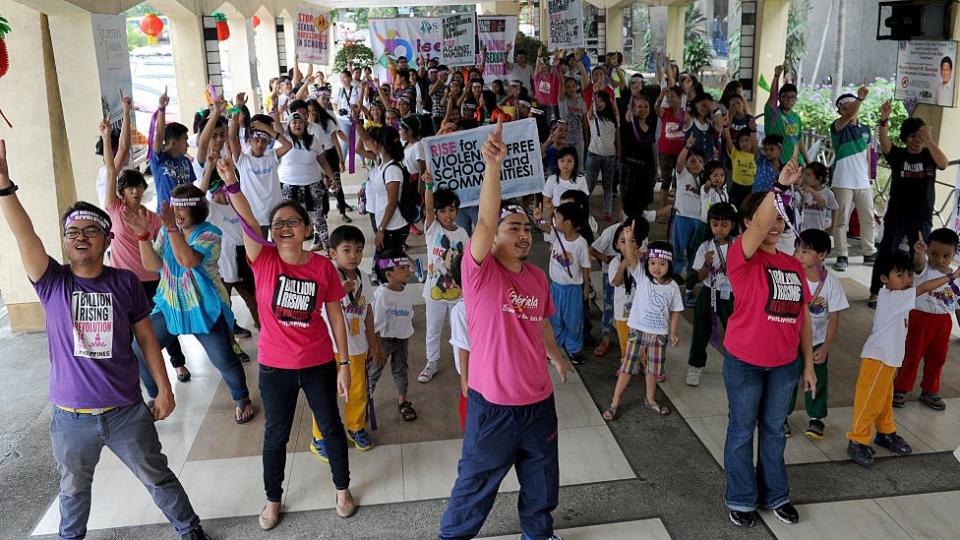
[752,157,780,193]
[149,151,196,211]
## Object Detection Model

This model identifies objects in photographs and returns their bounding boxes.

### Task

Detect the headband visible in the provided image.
[518,99,531,108]
[170,196,206,207]
[835,94,857,108]
[250,130,272,140]
[498,204,530,223]
[377,257,411,270]
[462,103,477,110]
[630,74,644,81]
[530,107,544,115]
[289,112,305,121]
[647,248,673,262]
[510,80,522,86]
[65,210,111,232]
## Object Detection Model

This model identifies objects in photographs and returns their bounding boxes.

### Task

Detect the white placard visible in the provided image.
[547,0,584,50]
[895,40,957,108]
[295,8,332,65]
[91,14,133,124]
[441,14,477,68]
[479,16,519,81]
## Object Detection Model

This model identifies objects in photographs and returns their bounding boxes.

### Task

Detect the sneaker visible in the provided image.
[309,438,329,463]
[805,419,825,440]
[874,432,913,454]
[684,290,697,308]
[919,392,947,411]
[833,256,848,272]
[862,253,877,265]
[892,391,907,408]
[783,420,792,438]
[686,366,703,387]
[348,429,374,451]
[418,362,439,383]
[728,510,756,527]
[340,213,353,223]
[847,440,875,467]
[180,526,211,540]
[234,324,252,338]
[772,503,800,524]
[569,352,586,365]
[232,341,250,362]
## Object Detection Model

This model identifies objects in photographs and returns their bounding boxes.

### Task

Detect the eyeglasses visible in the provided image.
[271,218,305,229]
[64,226,106,240]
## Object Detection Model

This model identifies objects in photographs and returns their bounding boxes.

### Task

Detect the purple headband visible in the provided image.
[65,210,111,232]
[377,257,411,270]
[648,248,673,262]
[170,196,206,207]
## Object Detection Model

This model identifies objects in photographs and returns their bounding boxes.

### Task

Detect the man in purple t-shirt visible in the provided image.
[439,121,571,540]
[0,140,209,540]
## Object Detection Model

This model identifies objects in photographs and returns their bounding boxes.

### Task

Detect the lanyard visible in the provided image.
[710,240,728,313]
[552,226,575,278]
[338,267,362,306]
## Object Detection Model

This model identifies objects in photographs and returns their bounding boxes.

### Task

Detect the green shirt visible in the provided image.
[764,102,805,165]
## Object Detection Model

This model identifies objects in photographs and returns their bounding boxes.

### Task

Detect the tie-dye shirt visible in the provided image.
[151,221,233,334]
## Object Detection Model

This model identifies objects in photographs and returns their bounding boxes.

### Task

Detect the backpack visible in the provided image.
[383,160,421,224]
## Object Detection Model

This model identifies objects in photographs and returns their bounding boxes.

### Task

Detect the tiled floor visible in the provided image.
[480,518,672,540]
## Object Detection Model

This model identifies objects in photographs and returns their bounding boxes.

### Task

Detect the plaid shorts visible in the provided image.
[619,330,668,376]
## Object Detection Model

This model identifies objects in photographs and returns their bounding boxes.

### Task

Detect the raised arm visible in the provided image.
[217,158,265,262]
[835,85,869,130]
[100,118,121,208]
[766,64,783,111]
[0,140,50,282]
[116,89,132,170]
[921,123,949,169]
[741,151,802,259]
[878,100,893,155]
[122,205,163,272]
[158,202,203,269]
[469,120,507,264]
[227,104,244,160]
[197,95,226,163]
[423,170,437,230]
[152,89,170,155]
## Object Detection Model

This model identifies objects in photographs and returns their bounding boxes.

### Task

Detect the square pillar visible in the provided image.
[666,4,686,69]
[744,0,789,115]
[167,11,209,124]
[478,1,520,16]
[224,13,257,98]
[255,12,281,102]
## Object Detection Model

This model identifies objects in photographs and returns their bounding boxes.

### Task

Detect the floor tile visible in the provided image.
[759,499,910,539]
[686,415,830,467]
[554,380,605,430]
[480,518,671,540]
[796,406,936,461]
[875,491,960,540]
[283,445,404,512]
[401,438,463,501]
[177,454,291,520]
[557,426,635,484]
[889,399,960,452]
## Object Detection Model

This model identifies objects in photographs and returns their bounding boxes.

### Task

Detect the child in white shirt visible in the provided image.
[372,248,417,422]
[542,146,589,222]
[800,162,839,235]
[699,161,729,223]
[607,218,650,360]
[673,138,707,308]
[446,254,470,431]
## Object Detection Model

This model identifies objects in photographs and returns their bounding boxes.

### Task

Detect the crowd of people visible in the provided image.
[0,38,954,540]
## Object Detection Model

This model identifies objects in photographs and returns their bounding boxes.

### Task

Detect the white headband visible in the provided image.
[65,210,111,232]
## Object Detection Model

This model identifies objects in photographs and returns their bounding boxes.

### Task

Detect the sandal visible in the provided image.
[645,401,671,416]
[593,340,611,357]
[602,406,620,422]
[399,401,418,422]
[236,401,257,424]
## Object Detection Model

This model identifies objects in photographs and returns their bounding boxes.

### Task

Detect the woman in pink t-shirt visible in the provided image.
[721,158,816,528]
[217,158,356,529]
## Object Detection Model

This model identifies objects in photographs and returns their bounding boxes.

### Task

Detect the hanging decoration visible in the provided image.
[139,13,164,46]
[0,16,11,127]
[252,15,261,29]
[213,12,230,41]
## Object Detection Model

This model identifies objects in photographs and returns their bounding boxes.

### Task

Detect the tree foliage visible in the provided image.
[514,32,547,65]
[334,42,374,72]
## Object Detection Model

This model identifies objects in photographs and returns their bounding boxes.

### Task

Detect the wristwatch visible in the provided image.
[338,360,352,366]
[0,182,18,197]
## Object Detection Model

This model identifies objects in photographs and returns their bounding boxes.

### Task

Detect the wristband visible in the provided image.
[338,360,351,366]
[136,232,151,242]
[0,182,18,197]
[425,182,435,190]
[224,182,241,194]
[166,226,179,233]
[773,181,789,193]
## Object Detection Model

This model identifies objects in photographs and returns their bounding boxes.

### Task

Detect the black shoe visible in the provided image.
[176,368,191,383]
[728,510,756,527]
[341,213,353,223]
[874,432,913,454]
[862,253,877,265]
[772,503,799,524]
[919,392,947,411]
[181,526,211,540]
[892,391,906,408]
[569,352,586,365]
[783,420,792,438]
[804,419,825,440]
[847,441,875,467]
[234,324,252,338]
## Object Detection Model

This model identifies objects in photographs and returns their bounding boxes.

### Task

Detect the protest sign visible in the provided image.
[442,14,477,67]
[370,18,442,79]
[479,16,519,81]
[896,40,957,107]
[295,8,332,65]
[92,14,133,125]
[547,0,584,50]
[424,119,544,207]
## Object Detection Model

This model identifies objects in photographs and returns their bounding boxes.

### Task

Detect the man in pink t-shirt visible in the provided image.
[438,121,571,540]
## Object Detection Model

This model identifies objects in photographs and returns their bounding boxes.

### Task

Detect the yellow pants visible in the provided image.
[615,320,629,359]
[313,353,368,440]
[847,358,898,445]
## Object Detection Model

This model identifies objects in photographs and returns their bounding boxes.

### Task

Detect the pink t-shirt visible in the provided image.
[106,200,161,282]
[250,246,345,369]
[462,240,556,406]
[724,237,811,367]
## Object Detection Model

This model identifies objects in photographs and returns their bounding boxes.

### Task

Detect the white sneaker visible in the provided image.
[417,362,438,383]
[686,366,702,387]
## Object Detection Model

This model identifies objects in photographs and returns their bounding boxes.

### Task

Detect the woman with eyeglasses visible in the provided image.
[214,157,355,529]
[278,110,335,252]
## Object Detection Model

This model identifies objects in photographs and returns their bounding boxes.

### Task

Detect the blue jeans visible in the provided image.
[439,390,559,540]
[51,403,200,539]
[585,151,618,214]
[722,351,801,512]
[601,277,615,339]
[869,211,932,295]
[134,312,250,405]
[455,205,480,236]
[549,282,584,354]
[259,362,350,500]
[670,214,705,289]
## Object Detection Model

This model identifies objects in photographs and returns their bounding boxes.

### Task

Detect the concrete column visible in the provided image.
[666,4,686,69]
[224,11,256,97]
[477,1,520,16]
[606,4,624,54]
[539,0,549,45]
[165,10,209,123]
[255,10,281,99]
[746,0,789,115]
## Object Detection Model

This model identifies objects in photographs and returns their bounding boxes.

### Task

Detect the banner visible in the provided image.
[91,14,133,125]
[423,119,544,207]
[895,40,958,108]
[295,8,332,65]
[370,18,442,80]
[442,14,477,68]
[478,16,519,81]
[547,0,584,50]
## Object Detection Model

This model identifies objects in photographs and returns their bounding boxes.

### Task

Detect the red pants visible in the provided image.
[895,310,951,395]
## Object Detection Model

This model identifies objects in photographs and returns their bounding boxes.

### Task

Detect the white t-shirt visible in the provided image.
[542,174,589,208]
[861,287,916,368]
[236,149,282,226]
[675,167,701,219]
[449,299,470,374]
[806,271,849,346]
[424,220,469,302]
[592,223,620,273]
[206,201,243,283]
[626,270,684,334]
[370,160,409,231]
[607,254,637,321]
[277,136,323,186]
[692,240,732,298]
[403,141,425,176]
[587,115,617,156]
[801,188,839,232]
[313,117,341,152]
[700,185,729,223]
[335,83,360,112]
[546,232,590,286]
[505,64,533,89]
[373,285,414,340]
[324,269,373,356]
[915,266,960,315]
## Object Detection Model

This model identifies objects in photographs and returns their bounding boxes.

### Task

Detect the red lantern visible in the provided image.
[139,13,164,46]
[213,12,229,41]
[252,15,261,29]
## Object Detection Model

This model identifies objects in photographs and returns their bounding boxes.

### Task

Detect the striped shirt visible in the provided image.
[830,120,871,190]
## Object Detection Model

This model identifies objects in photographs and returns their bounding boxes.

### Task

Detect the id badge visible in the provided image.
[349,317,361,336]
[719,285,732,301]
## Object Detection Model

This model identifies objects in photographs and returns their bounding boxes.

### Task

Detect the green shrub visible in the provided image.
[793,78,908,138]
[514,32,546,66]
[684,35,712,76]
[334,42,374,72]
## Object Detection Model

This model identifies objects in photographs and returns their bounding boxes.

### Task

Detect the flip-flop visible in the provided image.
[593,341,611,357]
[602,406,620,422]
[236,402,257,424]
[645,401,671,416]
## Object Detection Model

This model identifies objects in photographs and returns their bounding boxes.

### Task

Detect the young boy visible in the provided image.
[752,134,784,194]
[724,126,758,211]
[535,202,591,365]
[150,91,195,210]
[311,226,384,461]
[673,138,706,308]
[848,251,959,467]
[418,182,468,383]
[372,248,417,421]
[800,162,839,235]
[788,229,849,439]
[894,228,960,411]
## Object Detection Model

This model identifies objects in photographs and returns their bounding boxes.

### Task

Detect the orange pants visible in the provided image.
[847,358,898,445]
[312,353,368,440]
[615,320,629,360]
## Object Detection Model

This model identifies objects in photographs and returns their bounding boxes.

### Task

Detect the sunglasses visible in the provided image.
[271,217,305,229]
[64,226,107,240]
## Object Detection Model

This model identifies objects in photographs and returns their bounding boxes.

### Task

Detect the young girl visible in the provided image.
[673,136,706,307]
[603,237,683,420]
[541,147,588,222]
[700,160,729,223]
[687,202,738,387]
[608,218,651,358]
[278,111,335,251]
[585,91,620,220]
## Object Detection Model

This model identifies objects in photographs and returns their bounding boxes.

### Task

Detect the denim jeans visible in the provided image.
[134,312,249,405]
[51,403,200,539]
[584,151,618,214]
[439,390,559,540]
[670,215,705,290]
[869,211,932,295]
[722,351,801,512]
[259,362,350,501]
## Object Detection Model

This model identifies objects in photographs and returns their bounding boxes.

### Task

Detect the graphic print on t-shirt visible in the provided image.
[429,235,464,302]
[503,286,544,322]
[272,275,318,327]
[71,292,114,359]
[642,287,669,330]
[765,268,804,322]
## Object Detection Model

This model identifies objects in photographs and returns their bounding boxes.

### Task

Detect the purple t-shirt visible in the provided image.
[32,257,150,408]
